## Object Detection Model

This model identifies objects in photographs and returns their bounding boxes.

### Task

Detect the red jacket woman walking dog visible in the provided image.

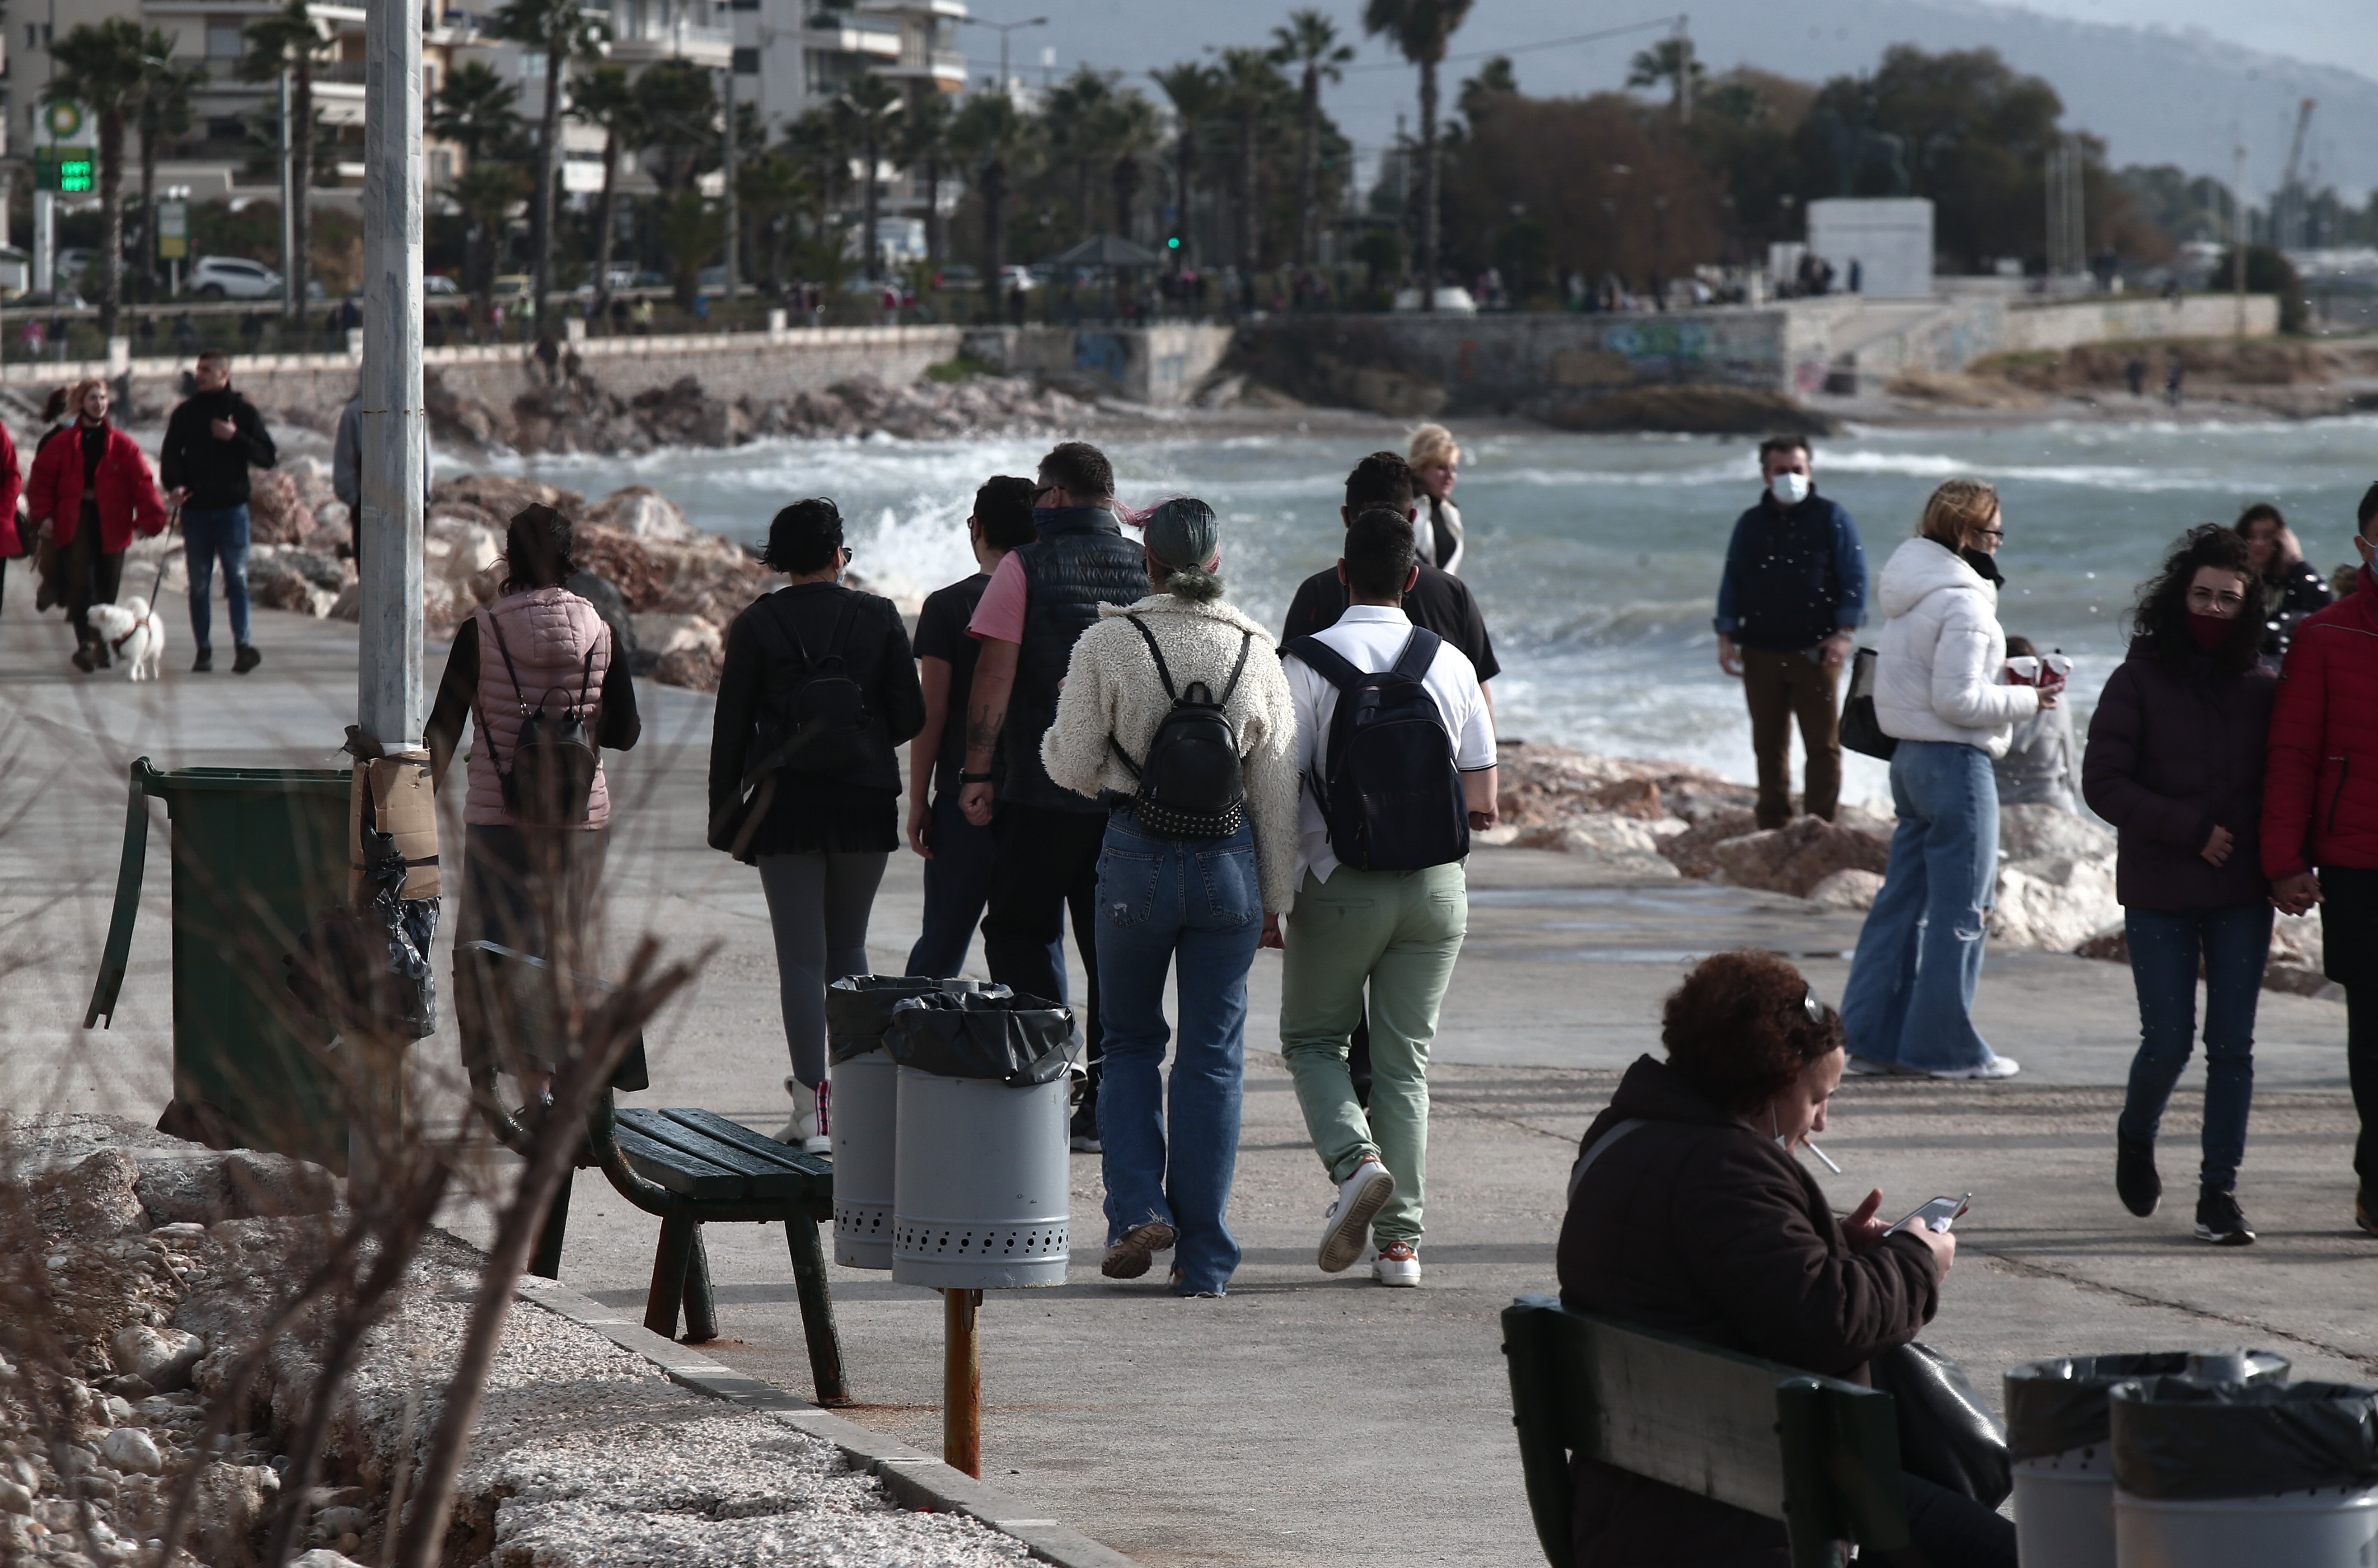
[26,378,167,670]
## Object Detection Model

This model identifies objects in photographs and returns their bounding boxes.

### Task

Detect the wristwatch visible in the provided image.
[959,771,993,784]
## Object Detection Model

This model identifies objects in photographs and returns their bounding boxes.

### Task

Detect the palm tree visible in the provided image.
[1626,37,1704,117]
[736,153,810,297]
[1150,62,1222,269]
[1269,10,1353,268]
[1362,0,1474,309]
[136,42,204,301]
[1098,89,1159,240]
[47,19,152,337]
[950,91,1032,319]
[431,60,523,164]
[239,0,327,319]
[491,0,604,330]
[452,162,527,313]
[1040,67,1113,243]
[634,61,716,192]
[897,90,954,266]
[567,64,642,321]
[839,74,903,282]
[655,189,723,308]
[1213,48,1282,287]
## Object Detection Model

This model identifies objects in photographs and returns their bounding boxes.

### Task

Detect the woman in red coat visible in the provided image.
[28,377,166,669]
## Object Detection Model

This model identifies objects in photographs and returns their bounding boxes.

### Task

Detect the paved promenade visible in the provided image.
[7,580,2377,1568]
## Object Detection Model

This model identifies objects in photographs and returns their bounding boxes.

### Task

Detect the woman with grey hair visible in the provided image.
[1041,498,1300,1296]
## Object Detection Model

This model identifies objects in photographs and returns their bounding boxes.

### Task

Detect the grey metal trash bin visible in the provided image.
[2007,1351,2289,1568]
[825,975,1006,1268]
[2112,1376,2378,1567]
[882,990,1080,1290]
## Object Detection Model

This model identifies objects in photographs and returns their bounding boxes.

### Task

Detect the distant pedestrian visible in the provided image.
[0,417,24,620]
[2237,501,2333,668]
[1848,257,1864,294]
[2126,356,2149,398]
[708,499,925,1152]
[161,350,278,674]
[957,442,1144,1150]
[1040,497,1299,1297]
[1991,637,2079,812]
[1714,435,1869,829]
[1278,508,1499,1288]
[2165,357,2184,407]
[19,319,43,359]
[171,315,198,353]
[2086,525,2275,1246]
[27,379,167,672]
[608,295,629,334]
[632,298,654,335]
[534,334,561,384]
[1405,423,1466,574]
[1842,480,2050,1080]
[903,475,1044,978]
[2262,482,2378,1233]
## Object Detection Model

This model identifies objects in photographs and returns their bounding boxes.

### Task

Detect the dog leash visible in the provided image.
[148,498,180,602]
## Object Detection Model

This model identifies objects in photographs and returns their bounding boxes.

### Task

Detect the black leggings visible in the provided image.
[1892,1471,2017,1568]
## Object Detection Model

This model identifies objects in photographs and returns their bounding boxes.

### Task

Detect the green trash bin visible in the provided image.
[85,757,355,1171]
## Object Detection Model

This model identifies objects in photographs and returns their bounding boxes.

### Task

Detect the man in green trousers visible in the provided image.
[1269,510,1499,1287]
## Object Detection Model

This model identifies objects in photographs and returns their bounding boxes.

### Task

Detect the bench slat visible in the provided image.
[616,1109,816,1200]
[613,1123,751,1200]
[661,1108,833,1185]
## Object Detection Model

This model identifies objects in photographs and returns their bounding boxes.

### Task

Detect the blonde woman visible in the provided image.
[1842,480,2053,1079]
[1406,423,1465,575]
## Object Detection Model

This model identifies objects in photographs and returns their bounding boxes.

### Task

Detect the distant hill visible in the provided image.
[1023,0,2378,201]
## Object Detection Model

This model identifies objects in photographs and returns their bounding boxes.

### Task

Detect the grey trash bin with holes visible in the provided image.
[883,990,1080,1290]
[2006,1351,2289,1568]
[825,975,1006,1268]
[2112,1376,2378,1568]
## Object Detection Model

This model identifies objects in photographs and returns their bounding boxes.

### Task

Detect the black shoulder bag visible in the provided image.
[480,611,603,826]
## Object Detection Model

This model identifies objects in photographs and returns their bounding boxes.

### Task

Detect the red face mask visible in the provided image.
[2187,613,2234,652]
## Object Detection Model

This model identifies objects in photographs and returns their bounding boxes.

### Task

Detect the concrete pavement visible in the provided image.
[7,574,2378,1568]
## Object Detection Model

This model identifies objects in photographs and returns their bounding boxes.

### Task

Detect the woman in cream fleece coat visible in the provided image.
[1042,498,1298,1297]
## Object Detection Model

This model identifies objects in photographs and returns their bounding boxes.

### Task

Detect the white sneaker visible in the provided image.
[1916,1056,2020,1081]
[1372,1241,1420,1287]
[779,1076,831,1153]
[1317,1159,1396,1273]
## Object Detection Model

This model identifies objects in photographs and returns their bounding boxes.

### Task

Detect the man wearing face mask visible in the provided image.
[1715,435,1869,831]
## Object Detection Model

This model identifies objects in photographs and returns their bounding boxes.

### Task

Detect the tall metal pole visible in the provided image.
[360,0,426,749]
[720,65,739,301]
[280,70,296,318]
[2233,140,2249,338]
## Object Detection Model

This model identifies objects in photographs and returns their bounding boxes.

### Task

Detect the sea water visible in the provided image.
[496,413,2378,808]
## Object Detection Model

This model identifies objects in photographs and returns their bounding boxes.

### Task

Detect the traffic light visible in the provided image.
[1167,236,1180,250]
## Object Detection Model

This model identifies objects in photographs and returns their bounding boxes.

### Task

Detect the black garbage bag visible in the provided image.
[2006,1352,2291,1461]
[286,831,440,1039]
[827,976,1009,1065]
[2111,1376,2378,1501]
[1871,1342,2011,1506]
[881,990,1080,1085]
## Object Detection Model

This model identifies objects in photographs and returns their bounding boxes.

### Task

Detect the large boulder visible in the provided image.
[1512,812,1683,881]
[429,473,585,523]
[246,470,314,545]
[584,485,696,543]
[1989,854,2121,951]
[1708,816,1892,898]
[1657,809,1760,879]
[1999,803,2114,861]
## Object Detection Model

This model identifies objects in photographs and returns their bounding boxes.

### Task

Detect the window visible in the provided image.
[206,23,244,59]
[424,63,439,95]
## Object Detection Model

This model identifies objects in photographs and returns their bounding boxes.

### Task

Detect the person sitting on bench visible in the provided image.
[1557,950,2014,1568]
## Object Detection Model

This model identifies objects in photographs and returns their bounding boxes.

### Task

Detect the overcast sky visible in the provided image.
[2006,0,2378,71]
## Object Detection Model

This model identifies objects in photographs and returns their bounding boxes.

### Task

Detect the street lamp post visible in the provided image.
[961,14,1046,96]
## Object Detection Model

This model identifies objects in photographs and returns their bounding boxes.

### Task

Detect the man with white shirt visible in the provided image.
[1272,509,1499,1287]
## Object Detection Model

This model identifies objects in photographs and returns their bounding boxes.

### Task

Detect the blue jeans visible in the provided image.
[2118,903,2271,1192]
[1092,813,1262,1295]
[903,788,1064,984]
[183,503,252,651]
[1842,740,2002,1071]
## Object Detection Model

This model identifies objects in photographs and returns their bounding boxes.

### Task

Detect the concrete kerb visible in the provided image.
[510,1271,1142,1568]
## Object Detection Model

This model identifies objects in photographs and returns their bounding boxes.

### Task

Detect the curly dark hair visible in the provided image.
[501,503,576,592]
[1662,951,1844,1115]
[2127,524,2264,676]
[761,498,845,574]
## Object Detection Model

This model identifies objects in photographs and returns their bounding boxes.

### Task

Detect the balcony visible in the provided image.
[874,47,964,87]
[602,7,734,67]
[800,20,900,58]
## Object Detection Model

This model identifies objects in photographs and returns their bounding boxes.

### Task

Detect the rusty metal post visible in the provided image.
[943,1287,981,1477]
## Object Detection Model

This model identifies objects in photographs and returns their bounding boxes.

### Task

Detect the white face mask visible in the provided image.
[1769,471,1812,506]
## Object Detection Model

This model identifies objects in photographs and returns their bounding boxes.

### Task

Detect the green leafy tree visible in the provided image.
[431,60,524,164]
[737,152,812,297]
[635,61,718,192]
[1150,62,1223,268]
[1269,10,1353,267]
[239,0,328,318]
[655,189,723,307]
[452,161,526,310]
[1362,0,1474,306]
[136,42,205,300]
[1041,67,1116,243]
[951,91,1034,316]
[1626,37,1705,114]
[839,74,904,281]
[1097,87,1160,239]
[1213,48,1286,281]
[490,0,604,327]
[47,19,155,335]
[897,90,955,265]
[567,64,643,317]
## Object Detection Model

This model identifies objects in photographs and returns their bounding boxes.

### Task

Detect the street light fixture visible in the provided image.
[961,14,1046,96]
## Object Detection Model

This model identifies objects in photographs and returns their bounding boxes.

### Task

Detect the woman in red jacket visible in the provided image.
[27,377,167,670]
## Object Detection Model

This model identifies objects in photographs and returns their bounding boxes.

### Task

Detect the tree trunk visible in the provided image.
[139,128,159,302]
[983,160,1007,319]
[97,111,125,338]
[533,37,564,327]
[291,61,314,319]
[1175,131,1196,272]
[591,131,618,326]
[1418,57,1439,310]
[1112,155,1138,239]
[1296,69,1319,268]
[1239,109,1258,279]
[862,127,880,282]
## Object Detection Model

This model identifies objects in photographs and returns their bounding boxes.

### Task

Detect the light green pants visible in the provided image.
[1278,863,1467,1247]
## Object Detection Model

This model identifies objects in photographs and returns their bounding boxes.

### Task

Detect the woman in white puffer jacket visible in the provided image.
[1842,479,2057,1079]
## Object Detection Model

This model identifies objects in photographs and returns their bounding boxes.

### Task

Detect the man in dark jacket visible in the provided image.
[161,351,278,673]
[1715,435,1868,829]
[2264,483,2378,1231]
[957,441,1143,1149]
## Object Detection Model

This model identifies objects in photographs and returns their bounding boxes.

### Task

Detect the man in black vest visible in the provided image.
[959,440,1145,1149]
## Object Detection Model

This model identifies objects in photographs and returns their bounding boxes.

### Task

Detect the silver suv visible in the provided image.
[189,255,283,300]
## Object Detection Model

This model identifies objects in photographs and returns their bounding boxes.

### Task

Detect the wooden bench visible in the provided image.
[459,941,848,1406]
[1501,1295,1909,1568]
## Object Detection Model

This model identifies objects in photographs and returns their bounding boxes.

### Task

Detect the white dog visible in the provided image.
[86,595,166,681]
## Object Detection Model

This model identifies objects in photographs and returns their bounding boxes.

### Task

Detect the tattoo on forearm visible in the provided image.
[965,702,1005,760]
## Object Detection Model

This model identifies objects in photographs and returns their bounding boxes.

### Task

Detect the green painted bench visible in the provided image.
[1501,1296,1909,1568]
[460,941,847,1406]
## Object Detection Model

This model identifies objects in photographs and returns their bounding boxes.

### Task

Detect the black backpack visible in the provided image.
[1109,614,1254,838]
[482,610,603,826]
[1287,627,1469,871]
[745,593,874,783]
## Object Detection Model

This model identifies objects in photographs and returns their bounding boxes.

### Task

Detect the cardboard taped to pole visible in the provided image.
[349,750,440,902]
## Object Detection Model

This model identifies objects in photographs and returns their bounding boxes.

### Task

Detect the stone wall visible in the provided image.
[966,323,1235,406]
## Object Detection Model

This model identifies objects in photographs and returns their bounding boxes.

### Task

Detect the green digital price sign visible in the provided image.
[36,148,94,193]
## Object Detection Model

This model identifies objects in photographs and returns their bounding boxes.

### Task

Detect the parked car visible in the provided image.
[11,289,86,310]
[936,264,982,290]
[1391,285,1478,315]
[996,265,1038,293]
[424,273,461,296]
[189,255,284,300]
[55,248,92,282]
[490,273,533,302]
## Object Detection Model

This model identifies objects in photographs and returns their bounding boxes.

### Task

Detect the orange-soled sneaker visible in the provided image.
[1372,1241,1420,1287]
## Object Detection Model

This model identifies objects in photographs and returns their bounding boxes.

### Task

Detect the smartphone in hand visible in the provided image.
[1885,1193,1971,1236]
